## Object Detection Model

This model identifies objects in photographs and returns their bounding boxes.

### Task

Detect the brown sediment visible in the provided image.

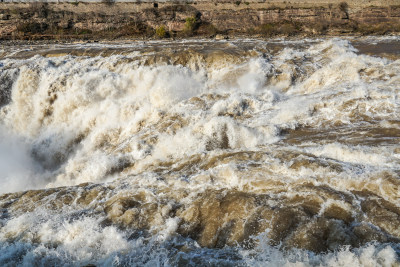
[1,160,400,253]
[282,125,400,146]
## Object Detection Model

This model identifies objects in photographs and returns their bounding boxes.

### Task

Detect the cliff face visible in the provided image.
[0,1,399,39]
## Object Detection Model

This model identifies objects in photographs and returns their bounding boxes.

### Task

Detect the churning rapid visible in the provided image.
[0,37,400,266]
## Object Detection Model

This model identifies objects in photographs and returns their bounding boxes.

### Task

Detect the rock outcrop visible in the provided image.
[0,1,399,39]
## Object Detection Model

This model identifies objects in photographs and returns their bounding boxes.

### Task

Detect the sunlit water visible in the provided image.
[0,37,400,266]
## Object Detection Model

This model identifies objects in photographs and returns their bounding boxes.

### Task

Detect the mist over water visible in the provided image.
[0,38,400,266]
[0,128,43,194]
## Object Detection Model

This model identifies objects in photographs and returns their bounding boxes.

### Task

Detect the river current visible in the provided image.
[0,37,400,266]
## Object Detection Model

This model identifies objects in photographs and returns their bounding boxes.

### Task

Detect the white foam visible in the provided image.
[0,38,400,265]
[307,143,389,167]
[241,231,398,267]
[0,38,399,190]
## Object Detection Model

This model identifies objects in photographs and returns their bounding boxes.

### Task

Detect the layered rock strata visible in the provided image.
[0,1,399,39]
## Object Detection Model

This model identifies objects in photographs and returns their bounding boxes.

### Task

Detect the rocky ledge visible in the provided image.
[0,1,399,40]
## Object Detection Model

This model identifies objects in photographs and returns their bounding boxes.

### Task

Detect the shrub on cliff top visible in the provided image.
[260,23,275,36]
[258,22,300,36]
[185,17,196,32]
[17,22,48,34]
[356,22,400,35]
[204,23,218,36]
[29,2,48,18]
[196,22,218,37]
[102,0,115,6]
[117,21,153,37]
[156,26,167,38]
[339,2,349,12]
[280,22,299,36]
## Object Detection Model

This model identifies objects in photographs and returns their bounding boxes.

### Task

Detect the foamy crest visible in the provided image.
[241,234,398,267]
[0,38,399,265]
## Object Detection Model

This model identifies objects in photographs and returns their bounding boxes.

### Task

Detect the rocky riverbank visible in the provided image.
[0,1,399,40]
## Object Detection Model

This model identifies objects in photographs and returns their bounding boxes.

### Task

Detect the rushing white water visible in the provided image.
[0,38,399,266]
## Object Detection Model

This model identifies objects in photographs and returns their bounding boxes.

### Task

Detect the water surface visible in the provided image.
[0,37,400,266]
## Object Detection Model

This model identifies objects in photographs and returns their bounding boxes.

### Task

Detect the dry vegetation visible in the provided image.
[11,19,400,41]
[1,1,399,41]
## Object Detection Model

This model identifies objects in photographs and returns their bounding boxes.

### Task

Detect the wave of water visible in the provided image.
[0,38,399,266]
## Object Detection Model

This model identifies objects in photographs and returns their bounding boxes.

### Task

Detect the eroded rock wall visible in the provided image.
[0,1,399,39]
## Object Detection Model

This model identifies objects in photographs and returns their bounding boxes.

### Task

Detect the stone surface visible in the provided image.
[0,1,399,39]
